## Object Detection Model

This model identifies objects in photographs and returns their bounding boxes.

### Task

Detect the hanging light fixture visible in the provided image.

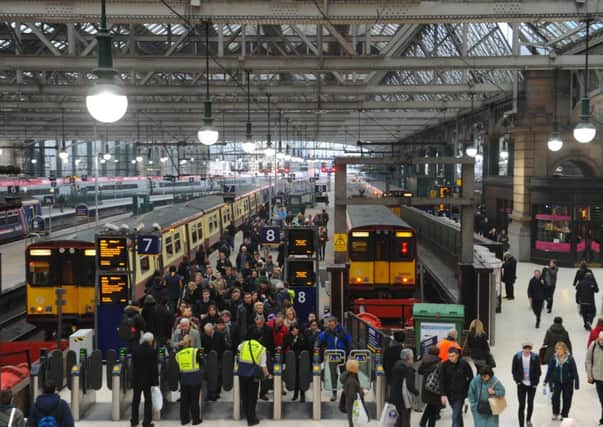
[241,70,256,154]
[465,93,478,157]
[86,0,128,123]
[102,143,112,161]
[198,21,219,145]
[264,94,275,157]
[136,155,143,163]
[574,19,597,143]
[58,109,69,161]
[276,110,285,160]
[548,69,564,152]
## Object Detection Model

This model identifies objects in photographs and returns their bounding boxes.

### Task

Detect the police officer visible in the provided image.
[238,328,271,426]
[175,335,203,425]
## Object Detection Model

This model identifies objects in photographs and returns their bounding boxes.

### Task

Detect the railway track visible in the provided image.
[0,286,39,341]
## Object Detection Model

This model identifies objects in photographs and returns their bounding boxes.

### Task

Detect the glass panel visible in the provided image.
[534,204,571,253]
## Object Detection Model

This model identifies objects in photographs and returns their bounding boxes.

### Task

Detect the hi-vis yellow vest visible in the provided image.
[175,347,202,385]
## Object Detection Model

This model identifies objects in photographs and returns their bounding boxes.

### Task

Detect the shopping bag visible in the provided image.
[352,393,369,426]
[379,402,399,427]
[488,395,507,415]
[151,386,163,411]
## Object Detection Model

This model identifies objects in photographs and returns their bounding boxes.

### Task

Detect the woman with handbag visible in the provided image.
[341,359,366,427]
[543,341,579,420]
[468,366,506,427]
[418,345,442,427]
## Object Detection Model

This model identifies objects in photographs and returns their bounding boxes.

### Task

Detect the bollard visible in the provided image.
[71,366,81,421]
[374,348,385,420]
[31,363,42,400]
[312,348,321,421]
[233,359,240,421]
[111,365,121,421]
[273,350,282,420]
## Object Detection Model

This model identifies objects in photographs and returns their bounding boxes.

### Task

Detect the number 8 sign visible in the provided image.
[261,226,280,244]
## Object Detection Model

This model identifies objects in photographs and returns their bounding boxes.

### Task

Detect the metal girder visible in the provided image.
[334,156,474,165]
[139,28,191,85]
[337,197,473,206]
[0,1,599,24]
[2,54,601,72]
[0,82,510,96]
[27,23,62,56]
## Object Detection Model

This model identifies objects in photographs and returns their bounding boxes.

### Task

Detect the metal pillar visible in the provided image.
[86,141,93,176]
[460,162,474,264]
[312,348,321,420]
[333,162,347,264]
[37,141,45,176]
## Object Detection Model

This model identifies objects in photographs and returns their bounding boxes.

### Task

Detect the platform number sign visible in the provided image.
[292,286,316,322]
[7,185,19,194]
[137,235,161,255]
[261,226,280,244]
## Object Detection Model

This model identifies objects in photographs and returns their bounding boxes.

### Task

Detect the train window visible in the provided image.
[197,223,203,240]
[174,232,182,252]
[27,248,95,286]
[140,256,150,272]
[0,214,5,225]
[6,213,18,225]
[349,231,373,262]
[165,236,173,256]
[28,260,50,285]
[191,225,198,243]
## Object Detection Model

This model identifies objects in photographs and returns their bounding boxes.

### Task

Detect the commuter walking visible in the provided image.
[0,389,25,427]
[175,335,203,425]
[318,226,328,261]
[341,359,365,427]
[440,347,474,427]
[588,317,603,347]
[542,317,573,365]
[544,342,579,420]
[466,319,492,370]
[528,270,546,328]
[163,265,184,313]
[315,316,352,401]
[573,261,596,287]
[384,331,407,387]
[467,366,505,427]
[585,331,603,425]
[237,329,271,426]
[511,342,541,427]
[576,272,599,330]
[417,345,442,427]
[389,349,418,427]
[542,259,559,313]
[131,332,158,427]
[501,253,517,300]
[27,380,74,427]
[282,322,310,402]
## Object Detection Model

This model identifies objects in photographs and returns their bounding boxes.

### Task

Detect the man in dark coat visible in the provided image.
[511,342,542,427]
[502,252,517,300]
[527,269,546,328]
[576,272,599,330]
[440,347,474,427]
[131,332,159,427]
[573,261,597,287]
[542,317,573,364]
[250,315,275,400]
[388,349,418,427]
[201,323,227,401]
[542,259,559,313]
[28,380,74,427]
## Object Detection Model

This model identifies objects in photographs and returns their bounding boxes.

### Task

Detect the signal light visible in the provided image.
[321,167,326,173]
[401,242,409,255]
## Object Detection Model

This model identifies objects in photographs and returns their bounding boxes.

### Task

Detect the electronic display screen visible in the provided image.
[287,228,315,255]
[99,274,129,304]
[97,237,128,270]
[287,259,315,286]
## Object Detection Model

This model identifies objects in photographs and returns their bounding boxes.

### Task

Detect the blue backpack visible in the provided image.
[36,401,59,427]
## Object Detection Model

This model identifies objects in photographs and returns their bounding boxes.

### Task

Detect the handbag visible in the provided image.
[352,393,369,426]
[488,381,507,415]
[424,365,441,394]
[248,341,265,382]
[476,379,492,416]
[402,377,416,409]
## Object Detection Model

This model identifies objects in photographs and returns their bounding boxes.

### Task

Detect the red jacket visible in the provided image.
[267,320,288,350]
[588,325,603,347]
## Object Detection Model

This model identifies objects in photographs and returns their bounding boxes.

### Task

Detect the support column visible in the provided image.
[114,141,121,176]
[86,141,93,177]
[37,141,45,176]
[334,162,347,264]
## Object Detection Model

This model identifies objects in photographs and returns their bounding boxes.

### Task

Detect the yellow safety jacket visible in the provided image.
[238,339,266,377]
[287,288,295,303]
[175,347,202,385]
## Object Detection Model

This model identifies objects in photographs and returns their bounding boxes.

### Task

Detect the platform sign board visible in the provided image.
[367,326,382,353]
[96,236,128,270]
[419,322,455,344]
[260,226,280,245]
[420,336,438,357]
[99,274,129,304]
[31,216,44,232]
[137,235,161,255]
[291,286,316,326]
[7,185,19,194]
[287,228,315,255]
[314,184,327,193]
[75,204,89,217]
[333,233,347,252]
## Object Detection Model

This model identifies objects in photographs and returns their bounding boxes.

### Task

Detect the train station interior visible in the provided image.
[2,1,603,427]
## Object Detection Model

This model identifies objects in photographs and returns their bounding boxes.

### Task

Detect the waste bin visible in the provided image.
[412,303,464,357]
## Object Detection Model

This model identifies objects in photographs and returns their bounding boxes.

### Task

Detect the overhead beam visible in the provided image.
[1,1,599,24]
[27,23,62,56]
[1,54,601,72]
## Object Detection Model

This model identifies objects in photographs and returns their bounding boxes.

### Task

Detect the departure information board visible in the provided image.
[287,259,315,286]
[97,236,128,270]
[287,228,315,255]
[99,274,129,304]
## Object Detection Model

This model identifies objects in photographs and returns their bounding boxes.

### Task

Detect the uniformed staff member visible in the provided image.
[175,335,203,426]
[238,328,271,426]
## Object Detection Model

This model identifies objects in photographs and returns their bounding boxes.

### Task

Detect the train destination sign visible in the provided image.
[99,274,129,304]
[97,236,128,270]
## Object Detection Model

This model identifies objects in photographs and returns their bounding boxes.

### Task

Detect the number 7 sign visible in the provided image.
[137,235,161,255]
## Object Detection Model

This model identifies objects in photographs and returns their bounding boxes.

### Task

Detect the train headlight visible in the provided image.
[35,306,44,313]
[355,277,363,283]
[402,277,409,283]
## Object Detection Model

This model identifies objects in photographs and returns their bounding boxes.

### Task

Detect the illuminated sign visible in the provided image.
[287,259,314,286]
[395,231,413,238]
[295,271,308,279]
[97,236,128,270]
[99,274,129,304]
[287,228,315,255]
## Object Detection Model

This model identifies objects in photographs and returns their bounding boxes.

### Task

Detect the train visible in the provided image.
[25,183,272,333]
[0,198,42,241]
[347,205,417,298]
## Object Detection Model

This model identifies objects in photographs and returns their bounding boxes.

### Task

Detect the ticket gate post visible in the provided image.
[232,358,240,421]
[312,348,321,420]
[70,348,102,421]
[30,350,50,400]
[374,348,385,420]
[111,350,133,421]
[273,349,283,420]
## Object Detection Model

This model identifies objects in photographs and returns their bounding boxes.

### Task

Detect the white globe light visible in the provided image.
[190,157,195,162]
[242,141,256,154]
[86,83,128,123]
[500,150,509,160]
[103,152,112,161]
[136,156,143,163]
[264,147,276,157]
[198,127,219,146]
[31,158,38,164]
[573,121,597,143]
[100,158,106,164]
[160,157,168,163]
[547,135,563,152]
[114,159,119,163]
[465,146,478,157]
[58,151,69,161]
[131,159,137,164]
[180,159,188,165]
[148,160,153,165]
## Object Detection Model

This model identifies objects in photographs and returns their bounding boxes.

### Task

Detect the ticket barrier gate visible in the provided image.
[67,349,102,421]
[106,348,133,421]
[31,349,64,400]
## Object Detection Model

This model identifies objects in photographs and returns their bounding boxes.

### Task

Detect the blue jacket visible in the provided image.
[28,393,74,427]
[315,325,352,353]
[544,354,579,389]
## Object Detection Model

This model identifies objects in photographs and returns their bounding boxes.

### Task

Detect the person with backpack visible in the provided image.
[118,305,145,354]
[163,265,184,313]
[1,389,25,427]
[576,271,599,330]
[418,345,442,427]
[315,316,352,401]
[27,380,74,427]
[511,342,541,427]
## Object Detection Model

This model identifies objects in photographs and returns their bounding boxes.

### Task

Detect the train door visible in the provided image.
[373,230,390,285]
[348,231,374,286]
